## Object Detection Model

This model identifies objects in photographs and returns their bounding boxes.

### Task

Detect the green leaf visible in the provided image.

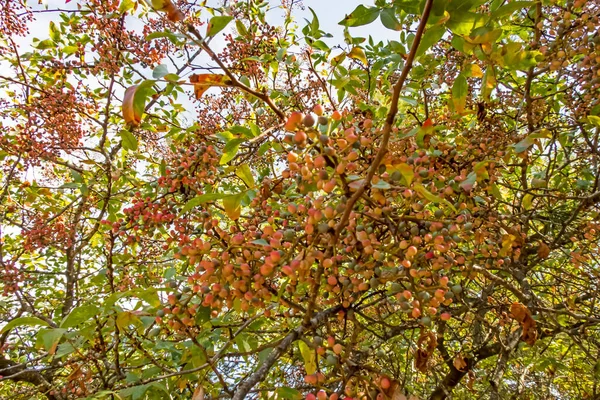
[338,5,380,27]
[207,15,233,37]
[587,115,600,127]
[491,1,534,19]
[480,66,496,100]
[447,11,487,35]
[251,239,270,246]
[180,193,228,214]
[220,138,245,165]
[298,341,317,375]
[119,0,136,12]
[416,25,445,57]
[414,184,456,211]
[152,64,169,79]
[61,304,99,328]
[452,73,468,114]
[120,130,138,151]
[380,8,402,31]
[35,39,56,50]
[39,328,67,355]
[133,79,156,120]
[1,316,50,333]
[372,180,391,190]
[276,387,302,400]
[236,164,255,188]
[62,45,78,55]
[395,163,414,185]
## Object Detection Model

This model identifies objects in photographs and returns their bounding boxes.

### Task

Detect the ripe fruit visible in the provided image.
[380,377,391,390]
[333,343,343,355]
[313,104,324,116]
[285,111,304,131]
[331,110,342,121]
[294,130,308,144]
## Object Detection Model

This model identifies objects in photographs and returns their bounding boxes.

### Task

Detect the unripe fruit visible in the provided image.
[303,113,316,127]
[318,116,329,125]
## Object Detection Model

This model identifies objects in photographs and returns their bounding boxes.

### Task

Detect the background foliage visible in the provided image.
[1,0,600,399]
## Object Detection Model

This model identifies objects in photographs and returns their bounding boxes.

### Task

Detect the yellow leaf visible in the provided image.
[331,51,347,66]
[522,193,533,210]
[469,64,483,78]
[348,46,367,65]
[298,341,317,375]
[189,74,234,99]
[500,234,517,256]
[222,193,243,220]
[122,85,141,126]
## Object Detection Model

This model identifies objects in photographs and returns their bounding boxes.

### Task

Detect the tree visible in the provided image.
[0,0,599,398]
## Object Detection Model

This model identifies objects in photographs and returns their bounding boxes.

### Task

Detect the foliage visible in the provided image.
[1,0,600,399]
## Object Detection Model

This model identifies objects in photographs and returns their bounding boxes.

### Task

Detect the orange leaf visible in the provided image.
[153,0,185,22]
[189,74,234,99]
[537,242,550,259]
[453,354,467,371]
[192,385,205,400]
[122,85,141,126]
[510,302,537,345]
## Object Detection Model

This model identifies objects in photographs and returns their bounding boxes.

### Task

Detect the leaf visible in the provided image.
[481,66,496,100]
[189,74,234,99]
[120,130,138,151]
[152,64,169,79]
[348,47,367,65]
[276,387,302,400]
[122,80,156,126]
[416,25,445,57]
[395,163,414,185]
[39,328,67,355]
[414,184,456,211]
[60,304,99,328]
[235,164,255,188]
[219,138,245,165]
[338,5,380,27]
[298,341,317,375]
[222,193,245,220]
[1,316,50,333]
[122,85,141,126]
[510,302,537,345]
[119,0,136,12]
[466,27,502,45]
[372,180,391,190]
[491,1,534,20]
[192,385,205,400]
[452,73,468,114]
[460,172,477,193]
[537,242,550,259]
[180,193,228,214]
[380,8,402,31]
[587,115,600,127]
[116,311,141,330]
[152,0,184,22]
[206,15,233,37]
[453,354,467,371]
